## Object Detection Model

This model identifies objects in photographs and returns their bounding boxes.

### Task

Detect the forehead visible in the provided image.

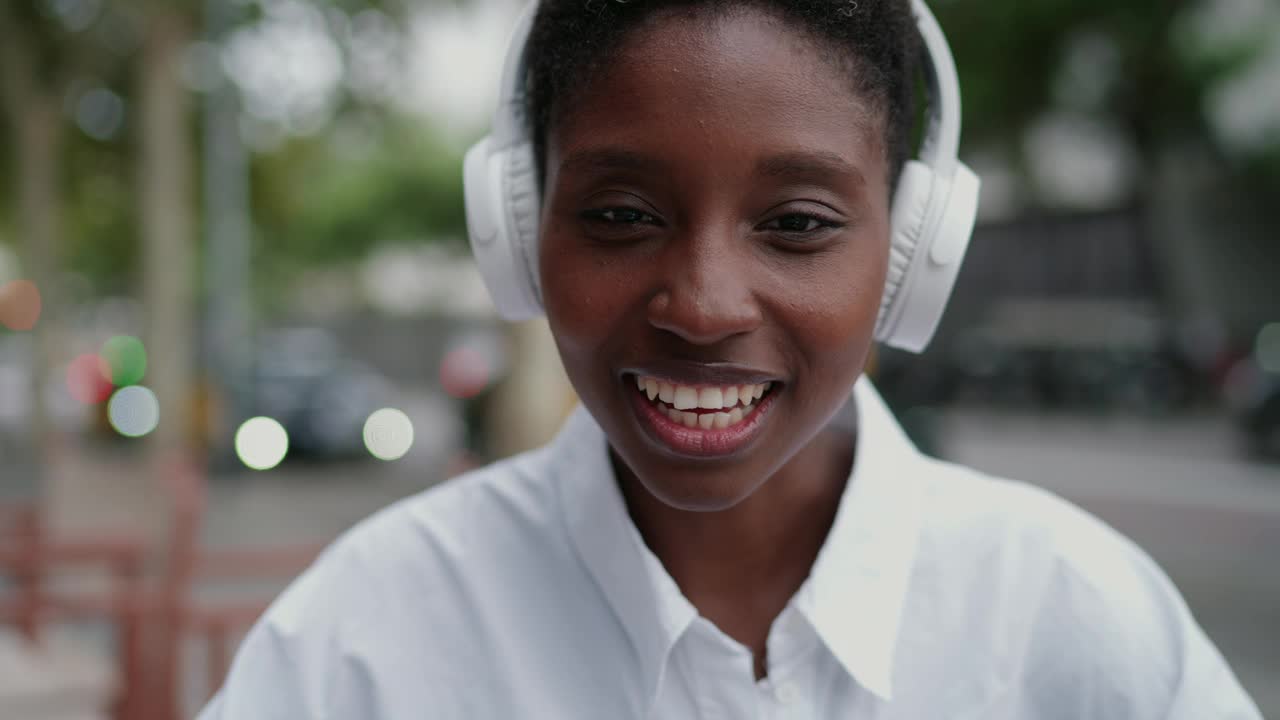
[547,6,885,178]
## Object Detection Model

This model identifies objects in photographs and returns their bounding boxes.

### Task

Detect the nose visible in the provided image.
[646,228,763,346]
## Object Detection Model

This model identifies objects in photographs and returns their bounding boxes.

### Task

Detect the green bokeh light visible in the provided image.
[100,335,147,387]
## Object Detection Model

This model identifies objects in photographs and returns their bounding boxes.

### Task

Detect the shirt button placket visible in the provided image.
[774,680,800,706]
[754,678,774,720]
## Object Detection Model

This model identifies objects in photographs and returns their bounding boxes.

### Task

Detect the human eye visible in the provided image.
[577,204,664,243]
[759,211,844,243]
[580,207,659,226]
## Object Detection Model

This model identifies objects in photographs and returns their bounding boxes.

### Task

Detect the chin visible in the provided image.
[632,464,765,513]
[606,428,785,513]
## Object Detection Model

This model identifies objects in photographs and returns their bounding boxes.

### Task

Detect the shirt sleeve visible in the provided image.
[1020,498,1263,720]
[193,614,321,720]
[193,577,336,719]
[1157,581,1263,720]
[192,536,381,720]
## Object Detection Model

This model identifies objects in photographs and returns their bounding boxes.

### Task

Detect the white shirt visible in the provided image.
[199,378,1261,719]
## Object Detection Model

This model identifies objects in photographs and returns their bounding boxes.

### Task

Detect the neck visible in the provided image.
[611,419,856,675]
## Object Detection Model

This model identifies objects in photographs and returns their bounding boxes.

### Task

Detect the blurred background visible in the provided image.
[0,0,1275,717]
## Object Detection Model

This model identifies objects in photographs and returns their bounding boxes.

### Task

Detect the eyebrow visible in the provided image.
[558,146,867,187]
[558,148,667,176]
[755,150,866,186]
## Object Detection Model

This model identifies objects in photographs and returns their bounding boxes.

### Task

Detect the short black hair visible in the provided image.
[523,0,922,195]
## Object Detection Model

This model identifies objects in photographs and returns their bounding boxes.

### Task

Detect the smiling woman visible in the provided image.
[198,2,1262,719]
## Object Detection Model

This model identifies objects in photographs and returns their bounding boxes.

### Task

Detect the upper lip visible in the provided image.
[620,360,783,387]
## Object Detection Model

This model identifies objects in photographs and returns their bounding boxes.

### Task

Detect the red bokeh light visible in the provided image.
[66,353,115,404]
[0,279,41,331]
[440,346,492,399]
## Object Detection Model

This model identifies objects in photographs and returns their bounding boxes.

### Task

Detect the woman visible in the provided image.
[200,0,1261,717]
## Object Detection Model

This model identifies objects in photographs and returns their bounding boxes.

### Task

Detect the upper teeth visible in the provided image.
[635,376,771,410]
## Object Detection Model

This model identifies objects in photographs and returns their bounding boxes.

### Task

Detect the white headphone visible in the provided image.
[464,0,980,353]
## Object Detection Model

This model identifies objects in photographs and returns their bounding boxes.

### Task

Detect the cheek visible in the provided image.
[539,232,640,365]
[779,237,887,380]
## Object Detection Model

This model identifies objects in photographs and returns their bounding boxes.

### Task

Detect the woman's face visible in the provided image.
[539,7,891,511]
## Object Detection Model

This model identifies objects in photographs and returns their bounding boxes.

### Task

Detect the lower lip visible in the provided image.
[627,382,777,458]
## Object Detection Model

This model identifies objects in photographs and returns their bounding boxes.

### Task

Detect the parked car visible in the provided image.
[238,328,397,461]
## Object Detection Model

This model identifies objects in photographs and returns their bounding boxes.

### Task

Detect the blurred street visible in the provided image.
[936,409,1280,716]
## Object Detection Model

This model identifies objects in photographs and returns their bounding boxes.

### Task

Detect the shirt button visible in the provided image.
[774,681,799,705]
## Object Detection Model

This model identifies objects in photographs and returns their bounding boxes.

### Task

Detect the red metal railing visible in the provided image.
[0,457,325,720]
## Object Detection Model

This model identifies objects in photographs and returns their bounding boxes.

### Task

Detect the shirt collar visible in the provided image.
[793,376,925,701]
[553,376,924,710]
[552,405,697,716]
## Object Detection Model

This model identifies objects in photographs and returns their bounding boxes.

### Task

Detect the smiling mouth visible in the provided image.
[633,375,773,429]
[625,373,780,457]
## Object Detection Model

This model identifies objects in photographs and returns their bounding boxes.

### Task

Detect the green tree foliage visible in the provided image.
[253,118,469,268]
[2,0,1275,290]
[934,0,1279,199]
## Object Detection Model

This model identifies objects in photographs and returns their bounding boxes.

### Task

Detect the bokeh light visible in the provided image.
[66,353,115,404]
[363,407,414,461]
[75,87,126,141]
[107,386,160,438]
[99,335,148,386]
[0,279,42,331]
[1257,323,1280,374]
[439,346,491,399]
[235,416,289,471]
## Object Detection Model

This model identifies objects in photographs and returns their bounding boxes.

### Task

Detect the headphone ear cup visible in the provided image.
[877,161,980,352]
[464,137,543,321]
[878,160,935,339]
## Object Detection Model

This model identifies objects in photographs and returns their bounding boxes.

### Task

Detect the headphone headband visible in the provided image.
[465,0,980,353]
[490,4,537,148]
[489,0,963,168]
[911,0,961,173]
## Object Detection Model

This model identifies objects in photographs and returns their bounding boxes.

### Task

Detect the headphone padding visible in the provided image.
[464,138,542,321]
[504,142,544,307]
[878,160,935,339]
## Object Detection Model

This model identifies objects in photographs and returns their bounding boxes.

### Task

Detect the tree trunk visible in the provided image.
[13,94,62,497]
[137,9,199,720]
[138,8,196,458]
